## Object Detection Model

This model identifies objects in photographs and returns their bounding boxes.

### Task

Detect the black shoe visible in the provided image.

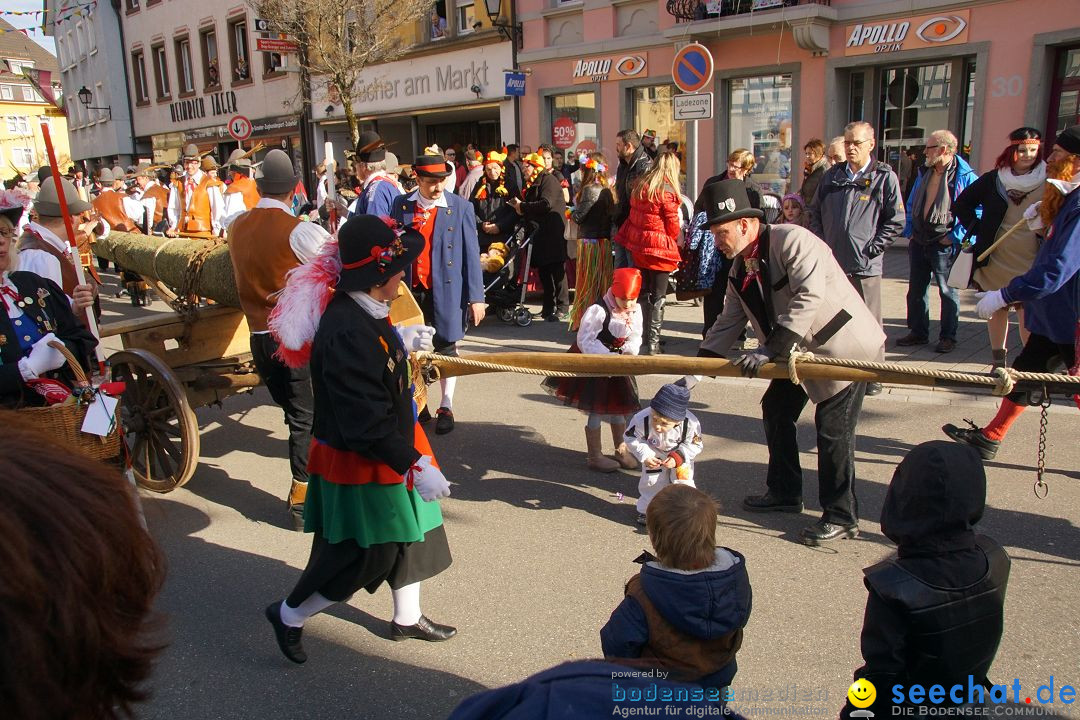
[865,382,883,396]
[390,615,457,642]
[895,333,929,347]
[800,519,859,546]
[435,407,455,435]
[265,602,307,663]
[418,406,432,424]
[935,338,956,353]
[743,492,803,513]
[289,505,305,532]
[942,420,1000,460]
[635,512,647,526]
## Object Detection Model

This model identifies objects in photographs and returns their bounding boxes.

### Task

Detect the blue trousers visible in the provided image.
[906,241,959,341]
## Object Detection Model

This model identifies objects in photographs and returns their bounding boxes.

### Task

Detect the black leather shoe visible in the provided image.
[942,421,1000,460]
[265,602,307,663]
[865,382,883,396]
[895,333,929,347]
[743,492,803,513]
[418,406,432,424]
[435,407,455,435]
[390,615,457,642]
[800,519,859,546]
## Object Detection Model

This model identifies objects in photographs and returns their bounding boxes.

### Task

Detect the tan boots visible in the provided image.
[609,422,639,470]
[585,426,620,472]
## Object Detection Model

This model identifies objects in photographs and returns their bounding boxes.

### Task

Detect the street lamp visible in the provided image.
[77,86,112,119]
[482,0,522,46]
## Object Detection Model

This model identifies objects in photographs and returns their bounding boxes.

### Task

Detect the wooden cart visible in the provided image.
[100,287,426,493]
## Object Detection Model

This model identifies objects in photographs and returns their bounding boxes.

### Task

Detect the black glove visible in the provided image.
[734,350,774,378]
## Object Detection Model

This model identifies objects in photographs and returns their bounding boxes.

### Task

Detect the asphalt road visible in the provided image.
[93,263,1080,720]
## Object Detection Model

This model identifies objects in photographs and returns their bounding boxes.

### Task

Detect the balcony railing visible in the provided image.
[667,0,829,23]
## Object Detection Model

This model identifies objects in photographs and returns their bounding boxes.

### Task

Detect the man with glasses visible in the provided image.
[166,143,225,238]
[808,121,904,396]
[897,130,977,354]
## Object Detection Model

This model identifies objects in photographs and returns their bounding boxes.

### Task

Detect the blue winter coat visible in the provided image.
[390,191,485,344]
[600,548,752,689]
[903,155,978,245]
[447,661,739,720]
[1001,186,1080,344]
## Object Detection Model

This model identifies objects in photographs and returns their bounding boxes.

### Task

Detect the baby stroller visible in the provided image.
[483,221,537,327]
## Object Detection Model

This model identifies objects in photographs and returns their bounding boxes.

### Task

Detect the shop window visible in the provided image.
[877,63,953,170]
[175,37,195,95]
[228,18,251,84]
[848,71,865,125]
[548,92,597,157]
[728,73,793,195]
[152,43,170,100]
[132,50,150,105]
[630,84,687,175]
[1047,46,1080,142]
[960,59,976,160]
[201,28,220,88]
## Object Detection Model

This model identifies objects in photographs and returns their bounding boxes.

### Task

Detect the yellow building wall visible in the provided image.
[0,101,71,181]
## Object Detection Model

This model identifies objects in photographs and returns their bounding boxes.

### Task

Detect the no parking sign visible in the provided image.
[672,44,714,94]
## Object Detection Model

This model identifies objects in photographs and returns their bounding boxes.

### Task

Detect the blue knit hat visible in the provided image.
[650,383,690,421]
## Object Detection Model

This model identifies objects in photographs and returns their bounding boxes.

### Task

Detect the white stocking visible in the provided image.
[439,376,457,410]
[391,582,422,626]
[280,592,335,627]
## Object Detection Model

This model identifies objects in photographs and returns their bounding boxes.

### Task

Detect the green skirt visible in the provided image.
[303,474,444,547]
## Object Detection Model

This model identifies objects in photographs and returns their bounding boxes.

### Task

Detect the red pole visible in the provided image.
[38,117,105,373]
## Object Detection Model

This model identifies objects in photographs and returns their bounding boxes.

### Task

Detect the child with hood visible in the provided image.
[601,484,752,692]
[841,441,1011,718]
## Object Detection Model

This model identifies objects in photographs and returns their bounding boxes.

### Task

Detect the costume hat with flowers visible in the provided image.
[484,149,507,166]
[610,267,642,300]
[412,155,453,179]
[701,179,764,226]
[0,189,29,226]
[336,215,425,292]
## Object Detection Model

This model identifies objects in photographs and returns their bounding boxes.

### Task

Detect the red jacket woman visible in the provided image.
[612,152,684,354]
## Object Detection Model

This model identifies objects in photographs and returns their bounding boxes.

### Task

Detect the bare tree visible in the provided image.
[250,0,432,146]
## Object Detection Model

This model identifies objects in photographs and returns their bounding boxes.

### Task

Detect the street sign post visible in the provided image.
[672,43,714,94]
[256,37,299,53]
[673,92,713,121]
[228,115,252,142]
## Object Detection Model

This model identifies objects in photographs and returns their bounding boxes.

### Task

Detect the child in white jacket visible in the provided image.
[624,383,704,524]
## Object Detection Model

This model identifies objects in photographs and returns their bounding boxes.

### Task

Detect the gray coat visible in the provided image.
[807,160,905,277]
[701,224,886,403]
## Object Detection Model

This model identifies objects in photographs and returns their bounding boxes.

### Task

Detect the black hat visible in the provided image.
[37,165,53,183]
[336,215,425,292]
[650,383,690,421]
[411,155,452,179]
[255,149,300,195]
[1055,125,1080,156]
[355,131,387,163]
[700,179,764,226]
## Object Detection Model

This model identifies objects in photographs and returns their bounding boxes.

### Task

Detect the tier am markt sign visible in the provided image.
[672,43,714,94]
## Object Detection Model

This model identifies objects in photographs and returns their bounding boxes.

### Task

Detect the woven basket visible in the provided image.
[14,341,121,462]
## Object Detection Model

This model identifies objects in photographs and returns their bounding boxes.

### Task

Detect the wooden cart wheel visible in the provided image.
[110,348,200,493]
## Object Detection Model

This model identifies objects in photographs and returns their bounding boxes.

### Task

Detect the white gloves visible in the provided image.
[399,324,436,353]
[410,455,451,501]
[21,333,65,378]
[975,290,1008,319]
[1023,201,1044,231]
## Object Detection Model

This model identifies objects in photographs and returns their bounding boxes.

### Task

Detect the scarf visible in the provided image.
[911,160,957,243]
[997,162,1046,205]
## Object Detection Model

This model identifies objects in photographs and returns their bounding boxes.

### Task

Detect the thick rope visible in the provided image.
[417,350,1080,394]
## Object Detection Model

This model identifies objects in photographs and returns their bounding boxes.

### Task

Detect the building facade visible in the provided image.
[0,19,71,182]
[517,0,1080,196]
[119,0,302,168]
[311,0,519,165]
[45,0,137,170]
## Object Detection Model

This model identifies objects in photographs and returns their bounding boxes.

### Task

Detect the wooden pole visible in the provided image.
[976,218,1027,263]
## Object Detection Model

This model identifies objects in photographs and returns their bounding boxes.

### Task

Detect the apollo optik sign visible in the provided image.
[844,10,970,56]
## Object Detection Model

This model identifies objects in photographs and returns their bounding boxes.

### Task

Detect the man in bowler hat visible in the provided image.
[693,180,885,545]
